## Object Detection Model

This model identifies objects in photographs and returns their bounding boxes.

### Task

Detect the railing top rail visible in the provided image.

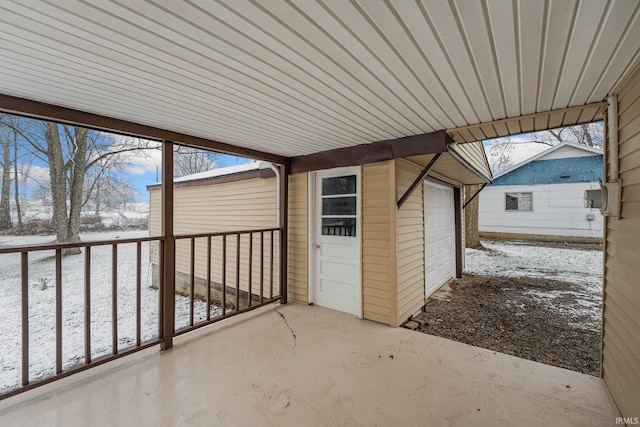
[0,235,164,254]
[174,227,283,240]
[0,227,283,254]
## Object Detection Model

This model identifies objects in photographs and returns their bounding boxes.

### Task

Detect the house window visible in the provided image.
[321,175,357,236]
[506,192,533,211]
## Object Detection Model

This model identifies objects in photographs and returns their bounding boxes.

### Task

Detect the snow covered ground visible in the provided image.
[0,231,217,393]
[465,240,602,330]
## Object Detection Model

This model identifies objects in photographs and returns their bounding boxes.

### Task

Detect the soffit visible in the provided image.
[407,153,488,186]
[0,1,639,157]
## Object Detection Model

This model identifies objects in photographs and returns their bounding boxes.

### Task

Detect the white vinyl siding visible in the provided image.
[479,183,603,238]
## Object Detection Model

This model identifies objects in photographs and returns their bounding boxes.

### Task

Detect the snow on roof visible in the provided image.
[492,142,602,179]
[485,141,549,174]
[173,161,261,183]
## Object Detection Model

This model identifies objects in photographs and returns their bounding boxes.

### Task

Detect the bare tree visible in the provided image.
[539,122,603,147]
[0,116,11,230]
[464,184,482,249]
[13,131,24,233]
[173,145,220,177]
[2,115,157,252]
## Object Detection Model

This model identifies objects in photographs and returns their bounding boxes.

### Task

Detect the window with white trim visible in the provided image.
[321,175,357,236]
[505,192,533,211]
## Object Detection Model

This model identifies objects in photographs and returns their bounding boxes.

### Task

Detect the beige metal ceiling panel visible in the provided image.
[572,1,640,105]
[518,0,545,116]
[0,0,638,158]
[1,4,359,151]
[486,0,520,118]
[448,102,607,144]
[391,1,478,124]
[455,1,506,121]
[552,0,607,110]
[419,0,494,124]
[537,0,577,113]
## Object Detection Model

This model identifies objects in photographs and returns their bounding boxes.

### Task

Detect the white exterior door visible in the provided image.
[424,181,455,297]
[313,167,361,317]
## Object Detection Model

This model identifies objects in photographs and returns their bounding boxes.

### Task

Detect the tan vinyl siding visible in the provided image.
[362,161,396,326]
[148,175,278,301]
[149,190,162,237]
[603,65,640,418]
[395,159,425,325]
[287,173,308,304]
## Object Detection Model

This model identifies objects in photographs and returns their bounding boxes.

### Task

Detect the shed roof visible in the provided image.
[1,1,639,158]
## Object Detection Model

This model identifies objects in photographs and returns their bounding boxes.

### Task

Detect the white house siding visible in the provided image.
[540,145,599,160]
[478,183,603,238]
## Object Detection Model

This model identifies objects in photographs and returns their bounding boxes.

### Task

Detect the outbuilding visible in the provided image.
[478,142,603,241]
[149,136,492,327]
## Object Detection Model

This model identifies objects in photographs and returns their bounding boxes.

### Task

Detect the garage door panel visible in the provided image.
[424,182,455,297]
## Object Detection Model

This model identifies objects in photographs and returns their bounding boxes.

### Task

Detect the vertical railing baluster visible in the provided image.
[84,247,91,364]
[248,233,253,307]
[235,234,240,311]
[260,232,264,303]
[21,252,29,386]
[55,249,62,374]
[189,238,195,326]
[112,244,118,355]
[136,242,141,347]
[270,230,274,299]
[206,236,211,321]
[222,235,226,316]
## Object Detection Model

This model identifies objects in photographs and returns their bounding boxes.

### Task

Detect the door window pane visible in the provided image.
[322,196,356,215]
[322,218,356,236]
[322,175,356,195]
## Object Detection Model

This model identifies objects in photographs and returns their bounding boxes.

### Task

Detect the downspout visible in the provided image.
[268,163,281,227]
[265,161,288,304]
[607,94,619,181]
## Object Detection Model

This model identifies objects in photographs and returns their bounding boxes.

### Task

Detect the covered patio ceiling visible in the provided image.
[1,1,639,157]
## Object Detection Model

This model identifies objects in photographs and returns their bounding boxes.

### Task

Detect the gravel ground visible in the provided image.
[412,240,602,376]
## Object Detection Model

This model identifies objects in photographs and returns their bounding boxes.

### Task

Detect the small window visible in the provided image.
[321,175,357,237]
[322,197,356,216]
[506,192,533,211]
[322,175,356,195]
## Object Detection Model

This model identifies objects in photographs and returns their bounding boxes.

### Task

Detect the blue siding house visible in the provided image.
[478,142,603,240]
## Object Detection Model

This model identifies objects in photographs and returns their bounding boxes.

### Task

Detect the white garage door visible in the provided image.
[424,181,455,298]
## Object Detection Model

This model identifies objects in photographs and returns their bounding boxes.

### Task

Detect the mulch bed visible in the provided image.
[412,275,601,376]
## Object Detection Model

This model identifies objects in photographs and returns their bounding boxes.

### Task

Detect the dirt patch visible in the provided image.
[413,274,601,376]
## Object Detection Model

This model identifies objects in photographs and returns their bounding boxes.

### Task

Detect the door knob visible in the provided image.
[315,243,321,248]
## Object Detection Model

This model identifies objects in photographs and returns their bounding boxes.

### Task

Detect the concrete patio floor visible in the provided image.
[0,303,620,426]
